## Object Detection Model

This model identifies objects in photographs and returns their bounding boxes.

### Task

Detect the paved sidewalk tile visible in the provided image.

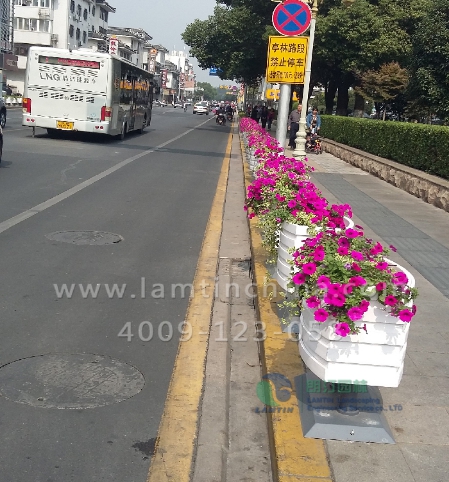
[303,149,449,482]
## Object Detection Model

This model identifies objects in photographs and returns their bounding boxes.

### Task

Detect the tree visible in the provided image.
[356,62,409,119]
[195,82,217,101]
[182,5,269,84]
[407,0,449,120]
[314,0,410,115]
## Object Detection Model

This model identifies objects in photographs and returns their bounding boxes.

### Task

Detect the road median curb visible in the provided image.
[239,134,334,482]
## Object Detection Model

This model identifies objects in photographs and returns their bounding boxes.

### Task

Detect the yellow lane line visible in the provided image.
[240,136,333,482]
[147,130,232,482]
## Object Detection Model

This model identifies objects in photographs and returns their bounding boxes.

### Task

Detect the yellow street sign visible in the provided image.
[265,36,308,84]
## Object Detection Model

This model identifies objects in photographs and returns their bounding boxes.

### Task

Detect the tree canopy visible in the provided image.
[182,5,269,84]
[407,0,449,119]
[182,0,444,118]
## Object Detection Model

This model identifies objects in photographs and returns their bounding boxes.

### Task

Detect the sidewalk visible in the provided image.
[188,130,449,482]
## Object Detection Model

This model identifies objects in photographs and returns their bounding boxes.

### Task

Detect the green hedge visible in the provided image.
[321,116,449,180]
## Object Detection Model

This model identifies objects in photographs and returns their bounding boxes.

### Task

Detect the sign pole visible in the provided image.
[293,2,317,158]
[276,83,291,148]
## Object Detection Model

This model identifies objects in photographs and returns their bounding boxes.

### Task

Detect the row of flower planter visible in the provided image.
[240,119,418,389]
[275,217,355,292]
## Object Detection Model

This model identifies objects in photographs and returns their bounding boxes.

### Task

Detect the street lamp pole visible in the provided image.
[293,0,319,158]
[293,0,354,158]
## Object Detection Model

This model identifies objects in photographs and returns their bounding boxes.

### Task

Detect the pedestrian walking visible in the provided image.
[267,108,275,130]
[288,104,302,148]
[251,105,259,122]
[260,106,268,129]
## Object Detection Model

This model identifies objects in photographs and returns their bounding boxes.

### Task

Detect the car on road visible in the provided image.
[0,125,3,163]
[0,97,6,128]
[193,101,210,115]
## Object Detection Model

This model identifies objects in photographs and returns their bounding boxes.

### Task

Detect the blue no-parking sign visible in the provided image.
[272,0,312,37]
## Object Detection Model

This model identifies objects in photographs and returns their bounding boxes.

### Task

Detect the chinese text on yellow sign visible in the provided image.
[265,36,308,84]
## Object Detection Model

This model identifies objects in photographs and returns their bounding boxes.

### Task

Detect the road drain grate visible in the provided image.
[0,354,145,409]
[46,231,123,245]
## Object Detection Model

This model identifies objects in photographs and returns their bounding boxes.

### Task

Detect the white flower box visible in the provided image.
[298,262,415,388]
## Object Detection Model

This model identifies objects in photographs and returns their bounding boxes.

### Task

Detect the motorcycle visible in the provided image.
[216,113,226,126]
[226,112,233,122]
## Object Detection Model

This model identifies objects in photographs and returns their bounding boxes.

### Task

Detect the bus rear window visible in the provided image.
[38,56,100,69]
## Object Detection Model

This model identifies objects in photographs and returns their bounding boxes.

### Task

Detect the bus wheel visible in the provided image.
[139,116,147,134]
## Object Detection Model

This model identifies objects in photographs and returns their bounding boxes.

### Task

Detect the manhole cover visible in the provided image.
[0,354,145,409]
[46,231,123,245]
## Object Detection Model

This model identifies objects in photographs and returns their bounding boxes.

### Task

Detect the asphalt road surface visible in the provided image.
[0,106,230,481]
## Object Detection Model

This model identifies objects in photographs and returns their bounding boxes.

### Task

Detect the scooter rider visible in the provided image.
[225,103,233,120]
[216,103,226,124]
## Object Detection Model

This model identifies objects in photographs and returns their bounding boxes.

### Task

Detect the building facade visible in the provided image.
[1,0,15,91]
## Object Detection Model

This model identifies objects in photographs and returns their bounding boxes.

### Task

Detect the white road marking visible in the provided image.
[0,117,212,235]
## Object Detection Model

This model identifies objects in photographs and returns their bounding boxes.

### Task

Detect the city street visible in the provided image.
[0,107,230,481]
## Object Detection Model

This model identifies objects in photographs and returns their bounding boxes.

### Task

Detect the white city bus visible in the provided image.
[22,47,153,138]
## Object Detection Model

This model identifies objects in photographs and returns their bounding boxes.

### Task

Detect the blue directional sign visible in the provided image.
[209,67,222,76]
[272,0,311,37]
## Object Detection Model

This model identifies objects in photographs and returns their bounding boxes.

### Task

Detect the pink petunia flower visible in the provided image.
[384,295,398,306]
[314,308,329,322]
[345,229,359,239]
[376,282,387,291]
[335,322,351,337]
[342,283,353,295]
[398,309,413,322]
[412,305,417,315]
[302,263,317,275]
[393,272,408,285]
[317,275,331,289]
[352,263,361,272]
[389,244,397,252]
[337,246,349,256]
[359,300,370,312]
[287,199,296,208]
[292,272,306,285]
[349,276,367,286]
[376,262,388,270]
[338,237,350,248]
[325,293,346,307]
[347,306,364,321]
[370,242,384,255]
[313,247,325,261]
[306,296,321,309]
[351,250,364,261]
[327,283,343,295]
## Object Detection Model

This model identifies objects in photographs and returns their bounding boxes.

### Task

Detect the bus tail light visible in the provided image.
[101,106,112,121]
[23,98,32,114]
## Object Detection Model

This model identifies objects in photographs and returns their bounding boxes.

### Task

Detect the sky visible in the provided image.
[109,0,230,87]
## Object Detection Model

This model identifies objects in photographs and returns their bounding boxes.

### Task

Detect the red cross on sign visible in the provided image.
[272,0,312,37]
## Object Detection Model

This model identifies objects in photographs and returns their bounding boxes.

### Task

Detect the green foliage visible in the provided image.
[408,0,449,120]
[314,0,410,77]
[195,82,217,101]
[356,62,409,104]
[321,115,449,179]
[182,5,267,84]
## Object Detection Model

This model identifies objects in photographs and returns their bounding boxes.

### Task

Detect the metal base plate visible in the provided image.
[295,370,395,444]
